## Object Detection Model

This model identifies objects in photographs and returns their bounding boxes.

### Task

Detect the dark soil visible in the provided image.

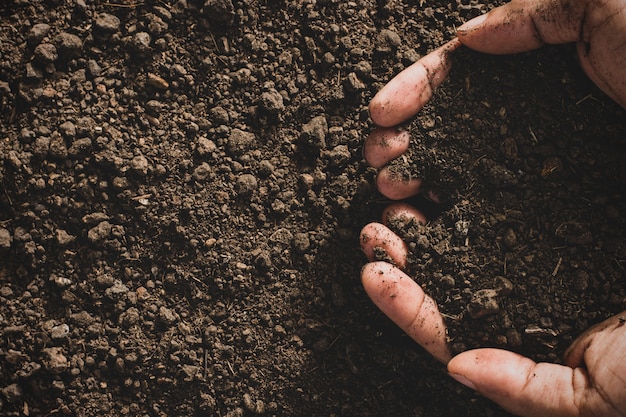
[0,1,624,417]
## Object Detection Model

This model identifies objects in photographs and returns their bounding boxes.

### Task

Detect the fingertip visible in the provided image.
[360,261,451,364]
[382,202,427,226]
[360,222,408,268]
[363,128,410,168]
[448,349,581,417]
[376,167,422,200]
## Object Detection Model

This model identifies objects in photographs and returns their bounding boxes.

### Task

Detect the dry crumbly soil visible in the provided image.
[0,1,625,417]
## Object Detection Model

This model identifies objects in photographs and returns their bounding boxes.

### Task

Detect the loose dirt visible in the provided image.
[1,1,624,416]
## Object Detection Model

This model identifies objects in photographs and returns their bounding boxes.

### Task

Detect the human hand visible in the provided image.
[369,0,626,129]
[361,0,626,415]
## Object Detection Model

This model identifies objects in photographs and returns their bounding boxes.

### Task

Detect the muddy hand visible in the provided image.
[456,0,626,110]
[448,313,626,417]
[362,0,626,415]
[360,208,626,416]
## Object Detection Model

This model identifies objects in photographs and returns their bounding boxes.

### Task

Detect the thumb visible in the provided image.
[456,0,585,54]
[448,349,585,417]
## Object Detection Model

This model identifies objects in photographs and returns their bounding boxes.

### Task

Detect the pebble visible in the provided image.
[147,73,169,90]
[467,289,500,319]
[0,227,12,249]
[131,32,152,56]
[130,155,149,176]
[376,29,401,53]
[88,221,113,243]
[59,121,76,139]
[209,106,230,124]
[105,280,129,300]
[50,323,70,339]
[94,12,121,34]
[292,232,310,253]
[55,32,83,58]
[192,162,212,181]
[227,129,255,155]
[42,347,69,374]
[33,43,57,64]
[70,311,95,326]
[243,393,265,414]
[259,89,284,115]
[300,115,328,149]
[269,228,293,246]
[327,145,351,167]
[1,383,23,403]
[27,23,51,46]
[343,72,365,92]
[235,173,258,197]
[196,137,217,156]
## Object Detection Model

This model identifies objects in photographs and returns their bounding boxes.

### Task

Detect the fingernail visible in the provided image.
[449,373,477,391]
[458,13,487,33]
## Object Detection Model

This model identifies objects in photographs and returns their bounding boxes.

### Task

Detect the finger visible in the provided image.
[564,312,626,368]
[456,0,585,54]
[360,222,408,269]
[376,166,422,200]
[363,128,410,169]
[382,202,427,226]
[361,261,451,364]
[369,38,462,127]
[448,349,585,417]
[575,7,626,110]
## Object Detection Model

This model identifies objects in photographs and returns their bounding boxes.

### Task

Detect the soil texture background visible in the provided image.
[0,1,625,416]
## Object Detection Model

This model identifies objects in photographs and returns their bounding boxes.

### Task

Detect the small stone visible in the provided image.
[59,121,76,139]
[27,23,51,46]
[1,383,23,403]
[259,89,284,116]
[130,155,149,176]
[94,12,121,34]
[159,306,177,325]
[71,311,95,326]
[376,29,401,53]
[192,162,212,181]
[42,347,68,374]
[52,275,72,288]
[343,72,365,92]
[87,58,102,77]
[300,115,328,150]
[327,145,350,167]
[196,137,217,156]
[227,129,255,155]
[55,32,83,58]
[87,221,113,242]
[209,106,230,124]
[33,43,57,64]
[235,174,258,197]
[145,100,162,116]
[147,73,169,90]
[105,280,129,300]
[50,324,70,339]
[467,289,500,319]
[292,232,310,253]
[55,229,75,246]
[0,227,12,249]
[131,32,152,56]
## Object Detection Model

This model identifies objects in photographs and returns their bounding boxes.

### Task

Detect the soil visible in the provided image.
[0,1,624,417]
